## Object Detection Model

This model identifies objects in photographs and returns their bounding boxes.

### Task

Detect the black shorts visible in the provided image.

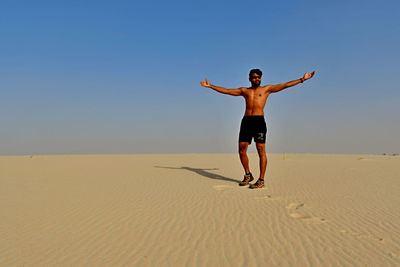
[239,116,267,144]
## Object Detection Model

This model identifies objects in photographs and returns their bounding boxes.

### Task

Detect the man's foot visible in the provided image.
[239,173,254,186]
[249,179,264,189]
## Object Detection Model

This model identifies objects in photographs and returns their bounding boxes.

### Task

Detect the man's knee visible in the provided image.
[238,143,248,154]
[256,143,266,153]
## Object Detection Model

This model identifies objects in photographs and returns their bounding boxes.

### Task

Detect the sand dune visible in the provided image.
[1,153,399,266]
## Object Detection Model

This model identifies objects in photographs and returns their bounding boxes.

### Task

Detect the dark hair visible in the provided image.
[249,69,262,77]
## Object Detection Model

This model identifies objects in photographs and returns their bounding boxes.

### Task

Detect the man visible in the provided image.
[200,69,315,189]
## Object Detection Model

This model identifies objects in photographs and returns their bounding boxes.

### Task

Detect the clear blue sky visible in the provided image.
[1,0,399,155]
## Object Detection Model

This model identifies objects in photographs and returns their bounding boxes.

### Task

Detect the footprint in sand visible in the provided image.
[286,202,305,210]
[286,202,326,224]
[213,185,234,191]
[289,213,327,224]
[388,252,398,259]
[339,229,383,241]
[255,195,282,201]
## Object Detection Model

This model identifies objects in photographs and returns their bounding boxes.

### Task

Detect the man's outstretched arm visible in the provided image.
[267,71,315,93]
[200,78,243,96]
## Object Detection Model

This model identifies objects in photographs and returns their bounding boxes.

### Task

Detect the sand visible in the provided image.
[1,153,399,266]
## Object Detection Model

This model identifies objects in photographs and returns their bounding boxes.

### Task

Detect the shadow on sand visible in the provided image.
[155,166,238,184]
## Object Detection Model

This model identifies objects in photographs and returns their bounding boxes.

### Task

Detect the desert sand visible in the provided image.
[1,153,399,266]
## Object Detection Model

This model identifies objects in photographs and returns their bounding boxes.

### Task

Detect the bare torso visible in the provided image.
[241,86,271,116]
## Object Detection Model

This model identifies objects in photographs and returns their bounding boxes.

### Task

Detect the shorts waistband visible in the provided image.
[243,115,265,119]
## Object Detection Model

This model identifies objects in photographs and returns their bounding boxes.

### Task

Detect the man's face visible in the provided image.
[249,73,261,86]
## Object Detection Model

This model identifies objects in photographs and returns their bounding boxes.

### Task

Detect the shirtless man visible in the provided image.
[200,69,315,189]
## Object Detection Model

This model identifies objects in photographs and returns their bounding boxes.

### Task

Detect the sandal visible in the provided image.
[249,179,264,189]
[239,173,254,186]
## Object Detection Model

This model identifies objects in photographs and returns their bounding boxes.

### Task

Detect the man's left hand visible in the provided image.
[303,71,315,81]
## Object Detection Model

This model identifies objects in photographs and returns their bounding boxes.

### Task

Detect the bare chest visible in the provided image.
[244,89,269,103]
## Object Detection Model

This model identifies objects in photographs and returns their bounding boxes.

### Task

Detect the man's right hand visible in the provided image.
[200,78,211,88]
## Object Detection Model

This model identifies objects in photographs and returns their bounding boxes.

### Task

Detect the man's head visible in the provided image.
[249,69,262,87]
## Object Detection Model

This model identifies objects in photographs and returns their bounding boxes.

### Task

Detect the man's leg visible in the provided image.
[255,142,267,180]
[238,142,250,174]
[238,142,254,186]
